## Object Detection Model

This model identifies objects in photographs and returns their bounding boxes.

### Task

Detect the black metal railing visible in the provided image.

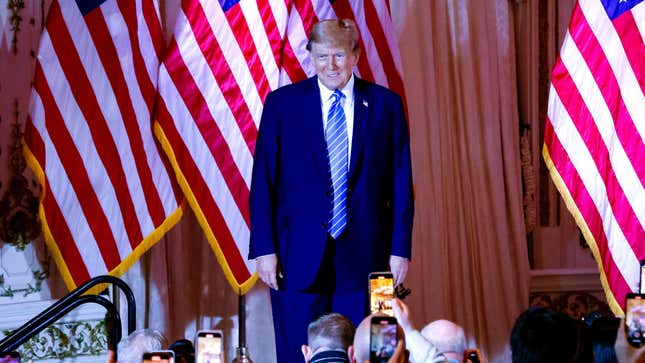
[0,275,136,354]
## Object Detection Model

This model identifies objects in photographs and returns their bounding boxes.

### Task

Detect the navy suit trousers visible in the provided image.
[269,237,369,363]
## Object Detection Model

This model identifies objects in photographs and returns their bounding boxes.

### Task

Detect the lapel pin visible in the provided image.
[362,100,369,107]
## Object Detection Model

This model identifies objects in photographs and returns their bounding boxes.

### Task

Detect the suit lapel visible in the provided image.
[303,77,329,179]
[349,77,369,185]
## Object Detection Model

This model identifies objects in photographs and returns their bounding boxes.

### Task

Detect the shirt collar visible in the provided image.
[318,74,354,102]
[309,350,350,363]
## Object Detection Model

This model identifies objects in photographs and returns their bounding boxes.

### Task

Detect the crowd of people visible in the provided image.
[108,298,645,363]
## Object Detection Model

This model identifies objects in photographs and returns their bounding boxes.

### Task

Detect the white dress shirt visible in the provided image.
[406,330,451,363]
[318,75,355,162]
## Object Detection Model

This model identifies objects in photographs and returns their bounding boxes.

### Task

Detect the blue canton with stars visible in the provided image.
[601,0,644,20]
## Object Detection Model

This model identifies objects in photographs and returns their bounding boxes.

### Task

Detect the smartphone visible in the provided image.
[369,272,394,316]
[370,316,398,362]
[196,330,223,363]
[640,260,645,294]
[625,293,645,347]
[0,352,20,363]
[142,351,175,363]
[463,350,481,363]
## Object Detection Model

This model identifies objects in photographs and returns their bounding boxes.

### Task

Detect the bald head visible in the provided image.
[351,314,405,363]
[420,319,466,359]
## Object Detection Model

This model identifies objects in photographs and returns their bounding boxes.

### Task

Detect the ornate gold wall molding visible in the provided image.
[2,320,108,360]
[530,269,612,318]
[8,0,25,54]
[0,99,41,250]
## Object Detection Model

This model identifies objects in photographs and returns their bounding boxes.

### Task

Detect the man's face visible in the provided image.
[310,42,359,90]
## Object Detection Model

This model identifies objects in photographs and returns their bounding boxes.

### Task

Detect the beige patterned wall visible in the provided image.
[0,0,48,252]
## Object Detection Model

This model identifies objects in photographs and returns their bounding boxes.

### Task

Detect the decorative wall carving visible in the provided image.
[0,100,41,250]
[520,127,537,235]
[1,301,110,362]
[530,269,612,319]
[8,0,25,54]
[0,269,47,298]
[521,126,537,267]
[2,320,107,360]
[530,291,612,319]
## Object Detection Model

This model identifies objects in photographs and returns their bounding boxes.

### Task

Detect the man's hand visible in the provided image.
[256,254,279,290]
[360,341,407,363]
[387,340,409,363]
[615,317,645,363]
[392,298,415,334]
[390,255,409,287]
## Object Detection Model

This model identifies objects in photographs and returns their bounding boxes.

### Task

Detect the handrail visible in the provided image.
[0,275,134,355]
[0,295,121,354]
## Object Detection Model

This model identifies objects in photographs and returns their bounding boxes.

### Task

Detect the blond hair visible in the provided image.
[307,313,356,353]
[306,19,360,52]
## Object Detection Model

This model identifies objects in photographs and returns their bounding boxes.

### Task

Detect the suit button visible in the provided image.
[321,222,327,228]
[326,190,332,197]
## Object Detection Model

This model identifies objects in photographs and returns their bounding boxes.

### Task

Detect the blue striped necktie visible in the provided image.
[326,90,348,238]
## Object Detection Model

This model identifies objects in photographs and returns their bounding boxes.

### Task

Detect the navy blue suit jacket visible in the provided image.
[249,76,413,292]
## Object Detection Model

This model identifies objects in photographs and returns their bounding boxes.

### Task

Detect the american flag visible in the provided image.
[155,0,405,293]
[23,0,183,290]
[543,0,644,313]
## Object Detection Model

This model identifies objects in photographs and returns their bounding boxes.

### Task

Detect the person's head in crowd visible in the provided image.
[0,353,20,363]
[574,318,594,363]
[105,312,118,363]
[306,19,360,91]
[582,313,619,363]
[301,313,355,363]
[421,319,467,362]
[510,306,591,363]
[348,313,408,363]
[117,329,168,363]
[169,339,195,363]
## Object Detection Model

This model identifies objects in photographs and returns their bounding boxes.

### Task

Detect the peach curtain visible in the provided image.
[389,1,529,361]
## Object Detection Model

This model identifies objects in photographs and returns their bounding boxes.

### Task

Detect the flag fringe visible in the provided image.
[23,140,75,290]
[23,139,185,293]
[153,121,258,295]
[542,145,624,316]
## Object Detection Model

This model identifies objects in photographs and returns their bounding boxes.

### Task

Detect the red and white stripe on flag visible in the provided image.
[543,0,645,314]
[154,0,406,293]
[23,0,183,290]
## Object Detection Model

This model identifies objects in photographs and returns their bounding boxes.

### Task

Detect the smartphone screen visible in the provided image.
[196,331,223,363]
[142,351,174,363]
[370,316,398,362]
[0,352,20,363]
[640,260,645,294]
[625,293,645,347]
[369,272,394,316]
[463,350,481,363]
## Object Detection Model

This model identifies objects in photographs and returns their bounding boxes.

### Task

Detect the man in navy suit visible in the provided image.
[249,19,414,363]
